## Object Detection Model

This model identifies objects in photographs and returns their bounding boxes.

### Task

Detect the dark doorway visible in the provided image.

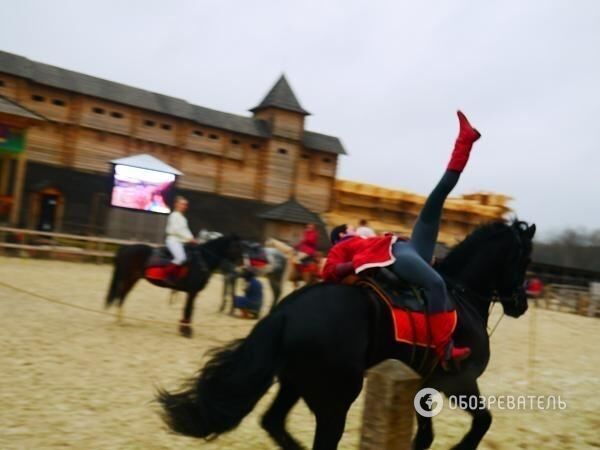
[38,194,59,231]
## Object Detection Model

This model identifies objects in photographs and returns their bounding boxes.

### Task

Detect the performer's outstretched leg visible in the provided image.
[410,171,460,263]
[392,111,480,369]
[410,111,481,262]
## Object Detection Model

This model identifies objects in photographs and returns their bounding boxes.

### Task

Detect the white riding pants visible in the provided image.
[166,237,186,265]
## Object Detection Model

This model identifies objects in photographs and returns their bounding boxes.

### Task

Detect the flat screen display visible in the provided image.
[110,164,175,214]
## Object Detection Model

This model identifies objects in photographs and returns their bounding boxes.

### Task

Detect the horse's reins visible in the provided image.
[487,300,505,338]
[449,280,506,338]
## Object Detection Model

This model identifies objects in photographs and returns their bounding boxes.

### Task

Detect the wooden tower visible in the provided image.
[250,75,310,204]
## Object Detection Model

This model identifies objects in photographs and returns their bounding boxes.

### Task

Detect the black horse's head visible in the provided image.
[223,234,244,266]
[438,219,536,318]
[493,220,536,317]
[200,234,244,268]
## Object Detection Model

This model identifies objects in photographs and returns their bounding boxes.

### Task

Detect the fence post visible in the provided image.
[360,359,421,450]
[589,283,600,318]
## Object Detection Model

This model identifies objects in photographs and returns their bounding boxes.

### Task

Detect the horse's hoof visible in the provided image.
[178,323,193,338]
[412,431,434,449]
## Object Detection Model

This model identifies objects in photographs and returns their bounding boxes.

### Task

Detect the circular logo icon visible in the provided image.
[414,388,444,417]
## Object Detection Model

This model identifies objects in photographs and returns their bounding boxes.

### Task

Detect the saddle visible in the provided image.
[343,269,456,348]
[144,244,202,283]
[348,268,427,312]
[246,243,269,268]
[146,247,174,268]
[145,244,197,268]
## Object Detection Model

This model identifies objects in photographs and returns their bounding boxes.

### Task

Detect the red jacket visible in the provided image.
[295,229,319,256]
[322,235,399,282]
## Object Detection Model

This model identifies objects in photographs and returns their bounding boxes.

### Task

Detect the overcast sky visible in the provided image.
[3,0,599,237]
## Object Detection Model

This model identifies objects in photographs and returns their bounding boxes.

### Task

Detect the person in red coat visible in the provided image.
[323,111,481,368]
[294,223,319,258]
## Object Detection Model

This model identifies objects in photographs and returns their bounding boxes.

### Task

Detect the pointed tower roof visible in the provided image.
[250,75,310,115]
[258,199,322,224]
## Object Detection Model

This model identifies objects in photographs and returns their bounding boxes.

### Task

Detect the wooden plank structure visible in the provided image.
[360,359,421,450]
[0,50,519,247]
[0,51,345,240]
[0,96,45,226]
[327,179,511,246]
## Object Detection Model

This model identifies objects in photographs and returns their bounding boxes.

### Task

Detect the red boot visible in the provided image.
[428,311,471,370]
[447,111,481,173]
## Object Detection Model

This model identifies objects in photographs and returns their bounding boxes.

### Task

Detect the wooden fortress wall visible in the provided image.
[327,180,512,246]
[0,73,337,215]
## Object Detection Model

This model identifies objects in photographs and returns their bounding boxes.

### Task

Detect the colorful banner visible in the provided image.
[0,124,25,154]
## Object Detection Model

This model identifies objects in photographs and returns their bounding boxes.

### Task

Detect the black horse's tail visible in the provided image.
[157,311,285,439]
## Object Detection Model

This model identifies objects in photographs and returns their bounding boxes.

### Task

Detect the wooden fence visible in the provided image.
[530,283,599,318]
[0,226,158,263]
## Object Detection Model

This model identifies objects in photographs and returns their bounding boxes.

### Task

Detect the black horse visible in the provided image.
[105,235,243,337]
[158,220,535,449]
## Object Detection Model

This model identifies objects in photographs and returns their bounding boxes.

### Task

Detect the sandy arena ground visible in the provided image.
[0,256,598,449]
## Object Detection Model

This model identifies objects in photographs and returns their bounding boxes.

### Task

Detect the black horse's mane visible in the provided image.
[437,220,522,276]
[200,234,235,250]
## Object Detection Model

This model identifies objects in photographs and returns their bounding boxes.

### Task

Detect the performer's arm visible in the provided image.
[334,262,354,279]
[322,245,353,282]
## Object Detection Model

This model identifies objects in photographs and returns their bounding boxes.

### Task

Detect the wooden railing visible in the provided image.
[531,283,599,318]
[0,226,159,263]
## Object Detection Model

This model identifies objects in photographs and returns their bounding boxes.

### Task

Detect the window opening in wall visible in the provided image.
[144,119,155,127]
[93,107,105,114]
[323,157,332,163]
[251,143,260,149]
[193,130,204,137]
[161,123,172,130]
[209,134,219,140]
[301,154,310,159]
[231,139,240,145]
[32,94,45,102]
[0,80,5,87]
[278,148,288,155]
[110,111,124,119]
[52,99,66,107]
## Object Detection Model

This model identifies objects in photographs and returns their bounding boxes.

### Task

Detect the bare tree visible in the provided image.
[534,228,600,271]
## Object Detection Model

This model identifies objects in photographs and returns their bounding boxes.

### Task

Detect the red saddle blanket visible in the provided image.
[145,265,189,282]
[249,258,269,268]
[389,308,457,347]
[295,261,320,274]
[344,275,457,348]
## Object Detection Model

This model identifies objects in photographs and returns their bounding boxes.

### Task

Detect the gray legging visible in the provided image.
[390,170,460,313]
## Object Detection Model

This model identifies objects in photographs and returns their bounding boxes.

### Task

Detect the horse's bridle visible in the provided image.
[446,224,528,336]
[491,224,527,309]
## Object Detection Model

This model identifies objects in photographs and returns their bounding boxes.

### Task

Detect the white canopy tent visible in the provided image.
[110,154,183,175]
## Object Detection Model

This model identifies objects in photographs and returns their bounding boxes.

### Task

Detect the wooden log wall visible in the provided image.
[0,74,338,215]
[295,150,336,212]
[262,140,300,204]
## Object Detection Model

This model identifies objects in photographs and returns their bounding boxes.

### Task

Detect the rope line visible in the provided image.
[0,279,250,336]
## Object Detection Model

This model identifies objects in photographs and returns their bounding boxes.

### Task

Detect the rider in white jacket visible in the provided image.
[166,196,194,266]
